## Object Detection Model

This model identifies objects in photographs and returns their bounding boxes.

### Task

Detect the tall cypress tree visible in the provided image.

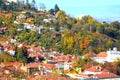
[31,0,36,10]
[54,4,60,13]
[26,0,31,10]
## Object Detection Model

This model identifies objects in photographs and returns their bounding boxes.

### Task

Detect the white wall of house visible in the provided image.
[24,23,35,30]
[106,50,120,62]
[94,57,106,63]
[84,71,101,75]
[94,48,120,63]
[64,62,70,70]
[7,50,15,56]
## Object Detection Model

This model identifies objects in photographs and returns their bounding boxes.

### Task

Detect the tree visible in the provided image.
[25,12,35,18]
[15,47,28,62]
[55,22,60,31]
[7,2,19,11]
[25,0,31,10]
[31,0,37,10]
[0,19,3,27]
[0,52,15,63]
[110,21,120,30]
[0,0,6,10]
[54,4,60,13]
[39,3,46,11]
[49,9,54,15]
[115,58,120,75]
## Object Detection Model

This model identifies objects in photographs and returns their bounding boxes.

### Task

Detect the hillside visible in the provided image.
[0,0,120,55]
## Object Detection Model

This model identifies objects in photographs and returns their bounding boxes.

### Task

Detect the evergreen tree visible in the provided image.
[54,4,60,13]
[31,0,37,10]
[26,0,31,10]
[49,9,55,15]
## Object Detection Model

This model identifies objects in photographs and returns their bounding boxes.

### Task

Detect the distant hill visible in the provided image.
[0,1,120,55]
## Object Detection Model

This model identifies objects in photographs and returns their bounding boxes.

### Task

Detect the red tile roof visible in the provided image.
[84,53,97,57]
[7,47,14,51]
[28,52,42,57]
[25,62,42,68]
[5,62,22,67]
[97,52,107,57]
[95,72,119,79]
[26,72,72,80]
[85,66,105,72]
[25,62,57,69]
[51,55,73,62]
[0,27,7,31]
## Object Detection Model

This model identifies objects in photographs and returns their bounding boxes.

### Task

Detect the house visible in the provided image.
[0,27,7,34]
[95,52,107,63]
[83,52,97,59]
[23,23,35,31]
[5,62,22,68]
[43,19,51,23]
[94,72,120,80]
[27,45,43,57]
[16,14,26,22]
[4,45,15,56]
[49,54,76,72]
[26,18,34,23]
[84,66,108,75]
[74,72,119,80]
[24,62,57,75]
[14,21,19,24]
[72,65,120,80]
[37,26,44,33]
[94,47,120,63]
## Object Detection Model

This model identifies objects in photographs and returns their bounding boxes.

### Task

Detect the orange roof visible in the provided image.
[25,62,43,68]
[27,18,34,21]
[97,52,107,57]
[85,66,105,72]
[5,62,22,67]
[28,52,42,57]
[95,72,119,79]
[26,18,34,22]
[43,64,57,70]
[52,55,73,62]
[25,62,57,69]
[84,53,97,57]
[7,47,14,51]
[71,58,77,62]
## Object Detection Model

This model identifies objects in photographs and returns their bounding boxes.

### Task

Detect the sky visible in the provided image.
[21,0,120,22]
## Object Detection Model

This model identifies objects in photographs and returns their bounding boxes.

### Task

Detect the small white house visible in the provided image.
[94,47,120,63]
[24,23,35,31]
[106,47,120,62]
[64,62,70,70]
[38,26,44,33]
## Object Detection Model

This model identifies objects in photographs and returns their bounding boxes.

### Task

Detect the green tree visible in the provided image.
[25,0,31,10]
[0,52,15,63]
[15,47,28,62]
[0,19,3,27]
[0,1,6,10]
[25,12,35,18]
[49,9,54,15]
[54,4,60,13]
[7,2,19,11]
